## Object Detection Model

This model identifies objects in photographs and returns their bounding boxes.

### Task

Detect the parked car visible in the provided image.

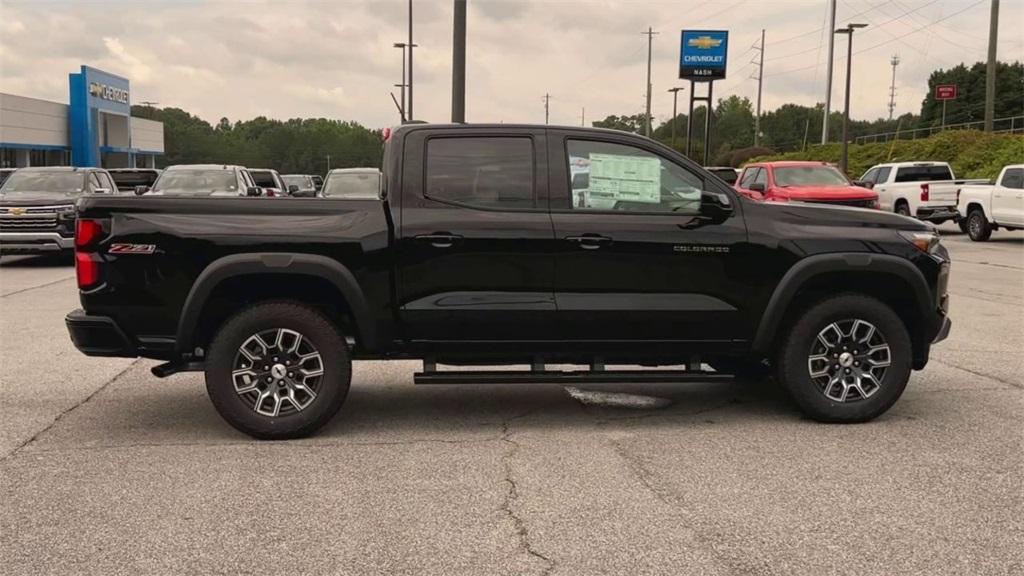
[705,166,740,186]
[249,169,294,197]
[141,164,260,197]
[106,168,162,193]
[311,175,324,193]
[0,166,116,254]
[956,164,1024,241]
[735,161,879,208]
[281,174,319,198]
[321,168,382,199]
[66,123,950,439]
[858,161,987,224]
[0,168,16,187]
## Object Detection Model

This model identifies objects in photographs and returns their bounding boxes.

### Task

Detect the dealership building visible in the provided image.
[0,65,164,169]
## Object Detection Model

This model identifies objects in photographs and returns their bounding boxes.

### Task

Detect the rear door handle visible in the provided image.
[565,234,612,250]
[414,232,463,248]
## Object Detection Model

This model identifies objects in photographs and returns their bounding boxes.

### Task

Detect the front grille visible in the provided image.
[805,198,876,209]
[0,205,73,233]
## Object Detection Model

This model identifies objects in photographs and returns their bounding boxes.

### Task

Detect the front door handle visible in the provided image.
[565,234,612,250]
[414,232,463,248]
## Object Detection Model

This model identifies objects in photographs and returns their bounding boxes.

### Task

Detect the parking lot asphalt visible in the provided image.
[1,224,1021,576]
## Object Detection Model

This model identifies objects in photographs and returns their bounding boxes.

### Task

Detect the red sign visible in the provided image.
[935,85,958,100]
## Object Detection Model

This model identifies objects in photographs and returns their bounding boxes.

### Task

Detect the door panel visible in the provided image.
[397,129,556,340]
[992,168,1024,226]
[548,133,750,342]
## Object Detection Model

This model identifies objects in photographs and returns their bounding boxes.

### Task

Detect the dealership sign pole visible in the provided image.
[680,30,728,166]
[935,84,957,129]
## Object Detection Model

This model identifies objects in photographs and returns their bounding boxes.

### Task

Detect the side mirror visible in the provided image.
[246,186,262,197]
[288,184,299,194]
[749,183,766,193]
[699,190,734,222]
[134,185,149,196]
[853,180,874,189]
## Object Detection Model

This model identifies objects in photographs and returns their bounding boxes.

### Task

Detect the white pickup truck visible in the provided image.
[956,164,1024,241]
[858,161,987,224]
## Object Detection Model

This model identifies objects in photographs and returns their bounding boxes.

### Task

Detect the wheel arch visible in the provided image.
[752,253,934,366]
[176,253,380,356]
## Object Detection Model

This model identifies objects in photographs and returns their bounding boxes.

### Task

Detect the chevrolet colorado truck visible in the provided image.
[956,164,1024,241]
[0,166,117,254]
[66,124,952,439]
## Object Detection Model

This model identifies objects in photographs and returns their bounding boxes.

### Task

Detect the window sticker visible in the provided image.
[586,153,661,205]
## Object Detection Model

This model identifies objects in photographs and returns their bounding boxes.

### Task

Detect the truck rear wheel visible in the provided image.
[205,301,351,439]
[776,294,911,423]
[967,208,992,241]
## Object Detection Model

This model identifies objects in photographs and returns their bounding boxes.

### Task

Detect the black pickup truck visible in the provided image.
[66,124,951,439]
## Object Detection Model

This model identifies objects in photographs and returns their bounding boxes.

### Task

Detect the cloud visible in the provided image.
[0,0,1020,130]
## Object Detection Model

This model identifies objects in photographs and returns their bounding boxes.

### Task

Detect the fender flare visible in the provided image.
[175,253,378,354]
[751,253,934,353]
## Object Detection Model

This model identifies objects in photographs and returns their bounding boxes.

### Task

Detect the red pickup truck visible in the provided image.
[736,161,879,209]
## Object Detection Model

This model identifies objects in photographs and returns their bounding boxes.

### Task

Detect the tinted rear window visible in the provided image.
[250,172,278,187]
[894,165,953,183]
[109,171,159,190]
[425,137,534,210]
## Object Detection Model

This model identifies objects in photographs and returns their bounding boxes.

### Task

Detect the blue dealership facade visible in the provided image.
[0,65,164,169]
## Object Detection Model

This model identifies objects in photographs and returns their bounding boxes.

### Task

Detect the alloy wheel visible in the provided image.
[807,319,891,403]
[231,328,324,417]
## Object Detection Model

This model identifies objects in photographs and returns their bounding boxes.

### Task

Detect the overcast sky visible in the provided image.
[1,0,1021,129]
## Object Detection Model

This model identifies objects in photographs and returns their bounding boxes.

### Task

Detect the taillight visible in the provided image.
[920,183,930,201]
[76,219,103,248]
[75,218,106,289]
[76,252,100,288]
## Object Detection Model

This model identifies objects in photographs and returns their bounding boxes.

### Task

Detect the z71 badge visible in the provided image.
[108,243,156,254]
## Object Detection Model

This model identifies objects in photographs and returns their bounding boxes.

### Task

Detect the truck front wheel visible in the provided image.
[776,294,912,423]
[205,301,351,439]
[967,208,992,241]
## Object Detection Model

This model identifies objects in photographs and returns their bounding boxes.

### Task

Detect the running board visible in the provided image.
[413,370,733,385]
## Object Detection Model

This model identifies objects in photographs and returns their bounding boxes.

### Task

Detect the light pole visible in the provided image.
[667,87,685,150]
[393,42,409,119]
[407,0,415,121]
[836,23,867,174]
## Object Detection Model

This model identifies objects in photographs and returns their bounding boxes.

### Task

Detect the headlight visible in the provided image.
[899,231,940,254]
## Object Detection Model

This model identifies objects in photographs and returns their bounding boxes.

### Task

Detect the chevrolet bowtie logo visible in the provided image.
[688,36,722,49]
[88,82,103,97]
[10,208,26,215]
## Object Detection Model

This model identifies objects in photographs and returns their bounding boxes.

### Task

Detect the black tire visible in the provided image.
[966,208,992,241]
[776,294,912,423]
[957,218,969,234]
[205,301,351,439]
[894,201,911,217]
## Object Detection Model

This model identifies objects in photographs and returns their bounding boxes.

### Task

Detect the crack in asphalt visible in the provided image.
[0,275,75,298]
[499,417,556,576]
[18,436,506,455]
[930,359,1023,390]
[1,358,141,462]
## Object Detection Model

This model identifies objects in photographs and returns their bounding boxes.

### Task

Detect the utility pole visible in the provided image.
[581,107,585,127]
[642,27,659,137]
[821,0,837,144]
[543,93,550,124]
[754,29,765,147]
[326,154,331,172]
[837,23,868,174]
[407,0,414,121]
[984,0,999,132]
[887,55,900,120]
[667,87,685,149]
[394,43,409,119]
[451,0,467,123]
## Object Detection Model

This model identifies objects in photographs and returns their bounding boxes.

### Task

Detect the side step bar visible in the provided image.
[414,370,733,385]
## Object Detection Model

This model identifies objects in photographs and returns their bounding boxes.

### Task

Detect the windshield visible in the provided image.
[282,175,312,189]
[323,173,380,198]
[250,172,280,188]
[0,171,86,197]
[151,170,238,195]
[110,171,159,191]
[774,166,850,187]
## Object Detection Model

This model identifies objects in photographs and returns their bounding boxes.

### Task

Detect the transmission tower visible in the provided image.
[887,55,900,120]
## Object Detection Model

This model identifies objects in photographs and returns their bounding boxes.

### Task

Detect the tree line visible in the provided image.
[594,60,1023,166]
